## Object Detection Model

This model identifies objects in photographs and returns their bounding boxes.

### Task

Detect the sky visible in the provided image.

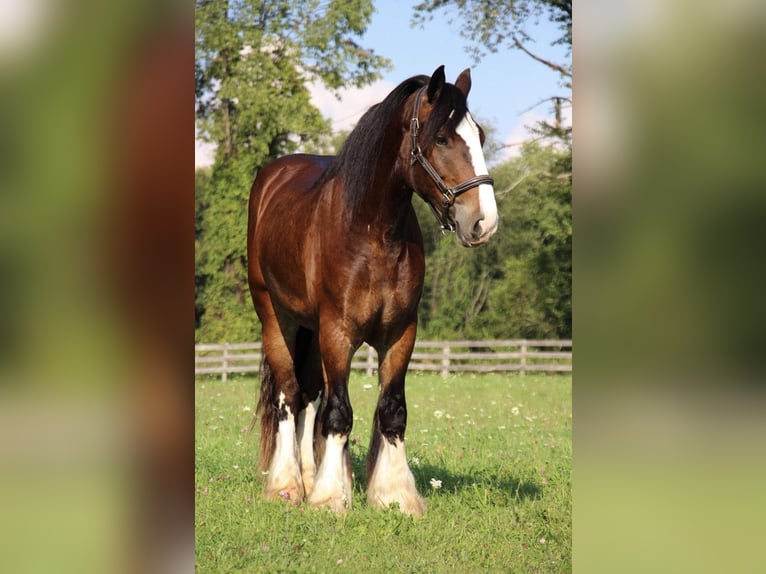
[195,0,571,167]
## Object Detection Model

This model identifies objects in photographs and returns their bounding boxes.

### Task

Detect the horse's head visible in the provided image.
[404,66,498,247]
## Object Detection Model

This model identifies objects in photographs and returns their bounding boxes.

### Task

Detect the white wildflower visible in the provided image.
[511,406,520,416]
[433,410,444,419]
[429,478,442,489]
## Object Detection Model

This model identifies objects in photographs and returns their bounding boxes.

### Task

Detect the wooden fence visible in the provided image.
[195,340,572,381]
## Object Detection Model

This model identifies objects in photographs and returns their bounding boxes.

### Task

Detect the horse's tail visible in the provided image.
[255,354,278,472]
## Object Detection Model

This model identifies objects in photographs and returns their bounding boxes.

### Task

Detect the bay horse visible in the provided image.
[247,66,498,515]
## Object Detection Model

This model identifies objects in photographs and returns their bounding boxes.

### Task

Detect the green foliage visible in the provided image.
[195,0,390,167]
[195,0,389,342]
[416,144,571,340]
[412,0,571,68]
[412,1,572,143]
[196,163,258,342]
[196,373,572,572]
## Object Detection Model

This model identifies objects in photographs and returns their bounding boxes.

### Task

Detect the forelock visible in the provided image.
[421,84,468,146]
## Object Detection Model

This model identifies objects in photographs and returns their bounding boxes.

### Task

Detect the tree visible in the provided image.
[413,0,571,146]
[416,144,571,340]
[411,0,571,340]
[412,0,570,76]
[195,0,390,342]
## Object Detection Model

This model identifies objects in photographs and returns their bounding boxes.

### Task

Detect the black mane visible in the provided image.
[318,72,470,215]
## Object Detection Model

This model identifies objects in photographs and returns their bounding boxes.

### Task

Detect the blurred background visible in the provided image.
[1,0,765,572]
[0,1,192,572]
[575,1,766,571]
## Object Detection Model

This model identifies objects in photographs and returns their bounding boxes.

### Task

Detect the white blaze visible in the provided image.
[455,112,499,236]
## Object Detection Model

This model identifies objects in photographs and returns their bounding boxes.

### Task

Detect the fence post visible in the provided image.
[441,344,451,378]
[520,340,527,376]
[366,345,375,376]
[222,343,229,382]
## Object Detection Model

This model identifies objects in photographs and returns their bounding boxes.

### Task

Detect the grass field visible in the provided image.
[195,372,571,573]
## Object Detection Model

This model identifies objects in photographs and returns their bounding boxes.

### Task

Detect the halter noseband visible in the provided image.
[409,87,495,233]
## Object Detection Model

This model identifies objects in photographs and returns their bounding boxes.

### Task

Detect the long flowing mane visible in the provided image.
[318,73,471,215]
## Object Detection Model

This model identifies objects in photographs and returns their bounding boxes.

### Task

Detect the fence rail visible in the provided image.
[195,339,572,381]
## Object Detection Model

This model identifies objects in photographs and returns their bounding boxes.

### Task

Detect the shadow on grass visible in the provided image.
[348,450,540,505]
[415,461,541,503]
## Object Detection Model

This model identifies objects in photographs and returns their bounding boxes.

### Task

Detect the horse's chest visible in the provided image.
[351,263,423,335]
[368,282,413,320]
[321,237,424,339]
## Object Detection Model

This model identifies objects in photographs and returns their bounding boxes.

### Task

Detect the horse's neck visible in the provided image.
[357,139,412,233]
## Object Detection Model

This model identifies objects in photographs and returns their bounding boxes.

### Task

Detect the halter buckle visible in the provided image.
[410,117,421,165]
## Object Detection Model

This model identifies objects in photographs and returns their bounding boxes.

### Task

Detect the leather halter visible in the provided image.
[409,87,495,232]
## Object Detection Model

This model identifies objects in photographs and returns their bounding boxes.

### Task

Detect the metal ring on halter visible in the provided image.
[408,87,494,232]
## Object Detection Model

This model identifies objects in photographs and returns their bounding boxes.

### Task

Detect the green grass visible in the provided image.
[196,372,571,573]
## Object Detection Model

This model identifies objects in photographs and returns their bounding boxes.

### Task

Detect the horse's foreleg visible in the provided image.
[307,326,354,513]
[367,323,426,516]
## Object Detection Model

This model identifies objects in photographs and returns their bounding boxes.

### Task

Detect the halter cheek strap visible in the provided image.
[409,87,495,233]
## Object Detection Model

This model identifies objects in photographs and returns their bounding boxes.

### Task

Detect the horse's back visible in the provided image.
[249,154,333,215]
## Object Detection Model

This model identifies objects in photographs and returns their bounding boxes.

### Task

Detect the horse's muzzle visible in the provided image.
[457,217,498,247]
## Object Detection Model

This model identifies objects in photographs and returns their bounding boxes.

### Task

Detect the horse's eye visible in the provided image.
[435,136,449,147]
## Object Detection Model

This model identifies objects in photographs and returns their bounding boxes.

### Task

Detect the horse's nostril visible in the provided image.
[473,218,484,237]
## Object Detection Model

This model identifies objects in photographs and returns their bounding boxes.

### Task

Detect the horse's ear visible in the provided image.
[455,68,472,97]
[427,65,446,102]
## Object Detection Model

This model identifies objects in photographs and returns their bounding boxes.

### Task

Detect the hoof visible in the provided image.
[307,490,351,514]
[264,481,304,504]
[301,470,315,499]
[368,490,426,516]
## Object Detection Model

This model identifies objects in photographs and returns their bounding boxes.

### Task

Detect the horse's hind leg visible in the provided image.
[254,293,305,503]
[294,328,322,498]
[367,322,426,516]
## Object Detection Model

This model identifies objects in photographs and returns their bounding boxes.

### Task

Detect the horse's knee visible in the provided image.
[322,387,353,437]
[376,391,407,442]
